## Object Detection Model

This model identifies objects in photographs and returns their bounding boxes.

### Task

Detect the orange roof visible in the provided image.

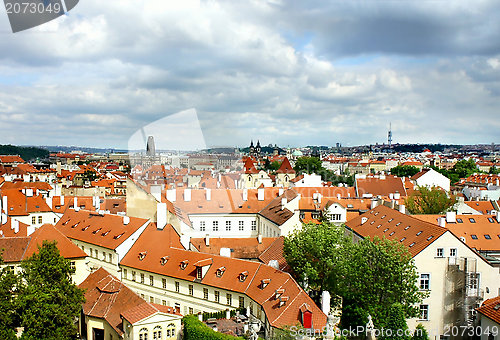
[0,188,52,216]
[0,155,25,163]
[464,201,496,215]
[55,209,149,250]
[276,158,295,174]
[243,158,259,174]
[79,268,180,336]
[412,214,500,251]
[0,217,29,237]
[294,186,356,198]
[51,196,96,214]
[476,295,500,325]
[0,181,53,191]
[258,237,290,272]
[345,205,447,257]
[120,226,326,329]
[191,237,277,259]
[356,175,406,197]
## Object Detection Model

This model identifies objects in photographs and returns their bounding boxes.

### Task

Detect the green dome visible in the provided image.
[292,150,303,156]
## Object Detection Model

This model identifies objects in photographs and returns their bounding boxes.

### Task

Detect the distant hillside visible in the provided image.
[0,144,50,161]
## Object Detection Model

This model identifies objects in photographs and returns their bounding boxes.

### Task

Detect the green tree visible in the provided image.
[283,222,349,299]
[0,252,18,340]
[489,166,499,175]
[340,237,426,329]
[17,241,85,340]
[390,165,420,177]
[405,186,457,215]
[379,303,410,340]
[412,324,429,340]
[293,156,324,175]
[452,159,477,179]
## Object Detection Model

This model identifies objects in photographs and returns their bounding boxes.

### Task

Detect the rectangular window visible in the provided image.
[436,248,444,257]
[200,221,206,231]
[108,253,113,263]
[420,274,430,290]
[203,288,209,300]
[239,296,245,308]
[38,216,42,224]
[162,278,167,289]
[449,248,457,257]
[175,281,180,293]
[226,221,231,231]
[150,296,154,303]
[226,293,232,306]
[70,261,76,272]
[213,221,219,231]
[215,291,220,303]
[140,273,145,284]
[132,271,136,282]
[32,216,36,224]
[103,251,106,261]
[239,221,244,231]
[162,300,166,306]
[419,305,429,320]
[189,307,193,314]
[150,275,154,286]
[189,285,194,296]
[251,221,257,231]
[123,269,127,279]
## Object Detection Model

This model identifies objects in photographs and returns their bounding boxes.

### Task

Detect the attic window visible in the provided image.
[400,237,406,242]
[279,296,289,307]
[71,223,79,228]
[456,218,463,223]
[388,218,393,222]
[239,271,249,282]
[370,221,375,225]
[374,212,379,216]
[275,289,284,300]
[180,260,189,270]
[409,242,415,247]
[138,251,147,260]
[487,218,494,223]
[484,234,491,240]
[383,228,389,233]
[471,235,478,240]
[426,236,434,241]
[101,230,110,236]
[416,231,422,236]
[261,279,270,289]
[160,256,169,265]
[469,218,476,223]
[62,220,69,225]
[381,215,386,219]
[114,233,125,239]
[216,267,226,277]
[389,231,395,236]
[92,228,102,234]
[377,224,382,229]
[81,226,89,231]
[396,222,401,226]
[404,225,410,230]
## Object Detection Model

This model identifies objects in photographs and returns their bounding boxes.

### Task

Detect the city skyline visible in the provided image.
[0,1,499,148]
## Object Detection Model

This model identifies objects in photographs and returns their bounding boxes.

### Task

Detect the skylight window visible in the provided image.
[484,234,491,240]
[416,231,422,236]
[381,215,386,219]
[426,236,433,241]
[383,228,389,233]
[389,231,395,236]
[388,218,393,222]
[469,218,476,223]
[377,224,382,229]
[471,235,478,240]
[404,225,410,230]
[456,218,463,223]
[409,242,415,247]
[487,218,494,223]
[400,237,406,242]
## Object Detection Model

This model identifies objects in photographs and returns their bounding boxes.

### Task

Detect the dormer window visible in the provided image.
[275,288,284,300]
[279,296,289,307]
[114,232,125,239]
[81,226,89,231]
[239,271,249,282]
[180,260,189,270]
[216,266,226,277]
[71,223,79,228]
[160,256,169,265]
[261,279,270,289]
[138,251,147,261]
[92,228,102,234]
[101,230,110,236]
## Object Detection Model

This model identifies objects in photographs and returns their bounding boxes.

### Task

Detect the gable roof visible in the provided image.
[0,189,52,216]
[243,158,259,174]
[345,205,447,257]
[356,175,406,197]
[120,226,326,329]
[258,236,290,272]
[463,201,496,215]
[276,158,295,174]
[55,209,149,250]
[476,295,500,325]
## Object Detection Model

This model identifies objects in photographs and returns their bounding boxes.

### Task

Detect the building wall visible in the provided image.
[70,239,120,277]
[478,315,500,340]
[416,170,450,192]
[124,313,182,340]
[83,316,121,340]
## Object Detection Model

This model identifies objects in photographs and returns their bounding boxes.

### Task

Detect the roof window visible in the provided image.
[487,217,494,223]
[471,235,478,240]
[377,224,382,229]
[389,231,395,236]
[180,260,189,270]
[383,228,389,233]
[409,242,415,247]
[484,234,491,240]
[388,218,393,222]
[138,251,147,260]
[416,231,422,236]
[114,232,124,239]
[239,271,249,282]
[426,236,434,241]
[456,218,463,223]
[469,218,476,223]
[216,266,226,277]
[261,279,271,289]
[381,215,386,219]
[404,225,410,230]
[160,256,169,265]
[92,228,102,234]
[400,237,406,242]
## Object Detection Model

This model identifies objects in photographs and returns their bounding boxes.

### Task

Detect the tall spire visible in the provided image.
[388,123,392,148]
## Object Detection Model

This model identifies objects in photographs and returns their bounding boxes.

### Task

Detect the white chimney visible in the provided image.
[166,189,176,202]
[317,194,322,204]
[399,204,406,214]
[268,260,279,269]
[337,193,341,200]
[446,211,456,223]
[389,193,394,200]
[123,216,130,225]
[361,217,368,224]
[394,192,401,200]
[2,196,8,214]
[60,195,64,206]
[46,196,53,209]
[258,234,263,244]
[180,234,190,250]
[151,184,162,202]
[438,217,446,228]
[242,189,248,201]
[157,203,167,230]
[12,219,19,233]
[281,198,287,210]
[371,199,378,209]
[258,188,264,201]
[220,247,231,257]
[1,213,7,225]
[205,235,210,247]
[278,188,284,196]
[184,188,191,202]
[73,197,78,210]
[205,188,211,201]
[234,179,238,189]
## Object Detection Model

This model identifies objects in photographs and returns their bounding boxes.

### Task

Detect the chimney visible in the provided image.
[258,188,264,201]
[166,189,176,202]
[2,196,7,215]
[394,192,400,200]
[361,217,368,224]
[60,195,64,206]
[205,235,210,247]
[446,211,456,223]
[438,217,446,228]
[220,248,231,257]
[205,188,211,201]
[12,219,19,234]
[337,193,341,200]
[234,179,238,189]
[399,204,406,214]
[73,197,78,210]
[151,185,162,202]
[46,196,53,209]
[371,199,378,209]
[257,234,262,244]
[281,198,287,210]
[184,188,191,202]
[1,213,7,225]
[242,189,248,201]
[123,216,130,225]
[389,193,394,200]
[157,203,167,230]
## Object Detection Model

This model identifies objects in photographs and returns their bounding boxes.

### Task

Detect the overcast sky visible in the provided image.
[0,0,499,150]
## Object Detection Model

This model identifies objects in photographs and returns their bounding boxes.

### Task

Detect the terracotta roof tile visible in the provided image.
[191,237,277,259]
[476,295,500,325]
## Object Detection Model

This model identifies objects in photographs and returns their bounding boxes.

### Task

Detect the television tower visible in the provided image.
[388,123,392,148]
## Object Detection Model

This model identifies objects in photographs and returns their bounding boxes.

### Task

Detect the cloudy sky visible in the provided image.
[0,0,499,150]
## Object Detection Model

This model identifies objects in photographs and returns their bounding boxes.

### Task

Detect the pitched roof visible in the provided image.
[0,155,25,163]
[345,205,447,257]
[412,214,500,251]
[294,186,356,199]
[51,196,96,214]
[0,237,30,262]
[79,268,180,336]
[0,217,29,237]
[243,158,259,174]
[410,169,431,181]
[258,236,290,272]
[276,158,295,174]
[0,181,53,191]
[463,201,496,215]
[356,175,406,197]
[476,295,500,325]
[55,209,149,250]
[0,189,52,216]
[120,226,326,329]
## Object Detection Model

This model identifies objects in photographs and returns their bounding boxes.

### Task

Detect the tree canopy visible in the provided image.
[17,241,85,340]
[390,165,420,177]
[293,156,323,175]
[0,253,18,340]
[405,186,457,215]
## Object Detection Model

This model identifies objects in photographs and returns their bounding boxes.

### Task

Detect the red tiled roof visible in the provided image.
[463,201,496,215]
[476,295,500,325]
[243,158,259,174]
[356,175,406,197]
[258,236,290,272]
[0,188,52,216]
[0,155,25,163]
[276,158,295,174]
[0,181,53,191]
